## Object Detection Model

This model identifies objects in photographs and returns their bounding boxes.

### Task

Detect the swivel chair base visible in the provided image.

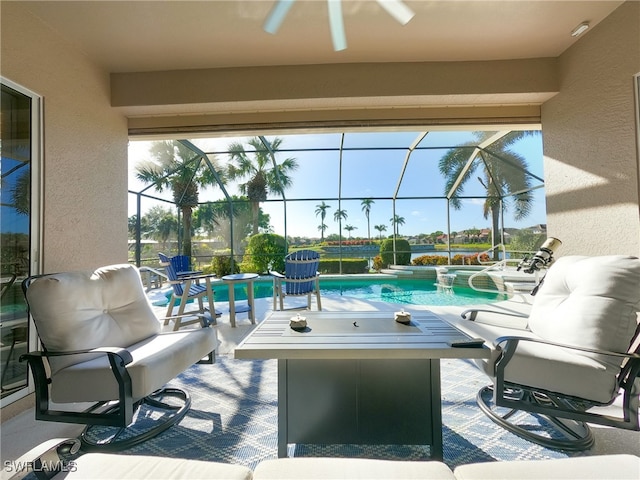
[80,387,191,452]
[477,385,595,451]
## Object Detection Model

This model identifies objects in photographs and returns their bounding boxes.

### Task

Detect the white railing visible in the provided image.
[466,244,536,299]
[139,266,168,291]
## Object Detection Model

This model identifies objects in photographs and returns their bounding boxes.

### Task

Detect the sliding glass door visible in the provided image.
[0,79,41,405]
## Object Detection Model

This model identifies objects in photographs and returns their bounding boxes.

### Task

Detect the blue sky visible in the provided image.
[128,130,546,239]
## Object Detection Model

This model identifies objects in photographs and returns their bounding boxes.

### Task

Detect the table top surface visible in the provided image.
[222,273,259,281]
[234,310,490,360]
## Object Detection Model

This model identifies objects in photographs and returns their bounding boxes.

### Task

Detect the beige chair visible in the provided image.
[20,264,218,452]
[450,255,640,450]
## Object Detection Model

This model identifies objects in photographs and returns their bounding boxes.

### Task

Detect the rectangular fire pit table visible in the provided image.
[234,310,489,460]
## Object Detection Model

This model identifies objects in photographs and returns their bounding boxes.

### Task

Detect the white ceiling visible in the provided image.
[22,0,624,73]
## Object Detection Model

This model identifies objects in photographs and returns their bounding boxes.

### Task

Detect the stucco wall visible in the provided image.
[541,1,640,256]
[1,3,128,272]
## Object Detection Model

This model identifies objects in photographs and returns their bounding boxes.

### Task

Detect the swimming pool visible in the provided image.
[157,276,502,307]
[316,277,501,306]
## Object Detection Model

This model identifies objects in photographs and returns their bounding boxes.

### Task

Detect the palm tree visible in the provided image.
[344,224,357,239]
[374,224,387,240]
[315,201,332,242]
[439,131,537,258]
[194,196,261,248]
[143,205,178,249]
[135,141,222,259]
[9,168,30,216]
[227,137,298,235]
[360,198,374,245]
[390,214,405,236]
[333,208,348,242]
[317,223,329,240]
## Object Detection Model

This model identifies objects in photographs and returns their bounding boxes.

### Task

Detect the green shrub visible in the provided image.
[240,233,286,274]
[412,255,450,266]
[318,258,368,274]
[451,253,490,265]
[203,254,240,277]
[411,253,490,266]
[379,238,411,267]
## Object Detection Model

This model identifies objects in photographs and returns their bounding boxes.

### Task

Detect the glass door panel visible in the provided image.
[1,80,39,402]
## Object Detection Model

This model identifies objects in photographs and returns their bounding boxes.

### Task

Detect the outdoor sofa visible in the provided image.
[3,438,638,480]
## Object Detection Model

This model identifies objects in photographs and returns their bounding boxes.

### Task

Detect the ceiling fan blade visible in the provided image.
[328,0,347,51]
[264,0,296,34]
[376,0,415,25]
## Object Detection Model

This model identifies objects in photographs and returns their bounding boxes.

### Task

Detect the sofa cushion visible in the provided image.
[252,458,456,479]
[64,453,253,479]
[26,264,161,375]
[528,255,640,358]
[453,454,640,480]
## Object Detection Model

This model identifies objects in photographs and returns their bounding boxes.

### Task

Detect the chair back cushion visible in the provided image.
[284,250,320,295]
[26,264,160,375]
[528,255,640,359]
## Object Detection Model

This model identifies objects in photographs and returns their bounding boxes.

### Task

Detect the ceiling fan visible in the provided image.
[263,0,415,51]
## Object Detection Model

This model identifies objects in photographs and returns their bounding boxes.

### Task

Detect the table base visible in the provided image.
[278,358,443,460]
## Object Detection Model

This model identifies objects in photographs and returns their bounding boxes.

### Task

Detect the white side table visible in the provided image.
[221,273,258,327]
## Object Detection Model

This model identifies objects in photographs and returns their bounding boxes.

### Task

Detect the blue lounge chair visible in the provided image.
[271,249,322,311]
[159,254,221,330]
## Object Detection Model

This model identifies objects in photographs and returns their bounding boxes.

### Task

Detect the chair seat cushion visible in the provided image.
[498,340,620,403]
[453,454,640,480]
[449,313,619,403]
[51,328,217,403]
[68,453,253,479]
[253,458,456,480]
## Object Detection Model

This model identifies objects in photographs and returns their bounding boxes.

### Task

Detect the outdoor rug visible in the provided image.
[86,354,585,471]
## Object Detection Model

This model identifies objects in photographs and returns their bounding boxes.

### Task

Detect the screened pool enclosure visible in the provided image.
[128,129,546,273]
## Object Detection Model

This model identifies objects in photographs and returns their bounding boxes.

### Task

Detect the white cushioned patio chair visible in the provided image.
[20,264,218,452]
[450,255,640,450]
[271,249,322,311]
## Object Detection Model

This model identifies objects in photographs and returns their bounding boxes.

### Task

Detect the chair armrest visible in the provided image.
[160,312,213,328]
[494,335,638,359]
[21,346,133,366]
[2,438,80,480]
[270,271,285,279]
[176,270,203,277]
[178,273,218,282]
[461,308,529,321]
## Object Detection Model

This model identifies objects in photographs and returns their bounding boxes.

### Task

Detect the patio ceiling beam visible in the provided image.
[446,130,511,199]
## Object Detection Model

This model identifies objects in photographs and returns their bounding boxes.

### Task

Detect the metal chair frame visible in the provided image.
[474,325,640,450]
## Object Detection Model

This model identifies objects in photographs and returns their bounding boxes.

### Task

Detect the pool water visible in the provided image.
[318,277,502,306]
[160,277,502,307]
